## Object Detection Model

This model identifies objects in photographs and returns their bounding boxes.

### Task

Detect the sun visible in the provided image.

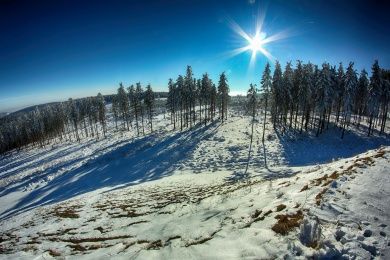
[247,32,266,54]
[225,12,290,68]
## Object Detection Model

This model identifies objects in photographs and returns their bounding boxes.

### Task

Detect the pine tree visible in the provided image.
[184,66,194,128]
[96,93,106,137]
[301,63,313,132]
[341,62,357,139]
[379,68,390,134]
[335,63,345,124]
[128,84,139,135]
[176,75,185,131]
[201,73,211,125]
[355,69,369,126]
[292,60,303,129]
[112,95,119,130]
[135,82,145,135]
[282,62,294,128]
[218,72,229,122]
[315,63,332,136]
[167,78,176,129]
[260,62,271,143]
[245,83,258,174]
[117,83,130,131]
[367,60,382,136]
[271,61,283,125]
[144,84,155,132]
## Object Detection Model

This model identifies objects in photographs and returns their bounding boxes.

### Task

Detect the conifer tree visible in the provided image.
[217,72,229,122]
[96,93,106,137]
[341,62,358,139]
[271,61,283,125]
[355,69,369,126]
[135,82,145,135]
[117,83,130,130]
[260,62,272,143]
[167,78,176,129]
[367,60,382,136]
[144,84,155,132]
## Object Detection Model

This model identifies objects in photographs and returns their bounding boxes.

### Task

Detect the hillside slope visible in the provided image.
[0,114,389,259]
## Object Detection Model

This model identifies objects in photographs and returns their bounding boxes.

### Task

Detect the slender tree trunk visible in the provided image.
[262,97,268,143]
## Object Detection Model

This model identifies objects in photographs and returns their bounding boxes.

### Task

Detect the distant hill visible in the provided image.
[3,92,169,119]
[0,112,8,118]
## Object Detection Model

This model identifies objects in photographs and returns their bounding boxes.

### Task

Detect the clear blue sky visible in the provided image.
[1,0,389,112]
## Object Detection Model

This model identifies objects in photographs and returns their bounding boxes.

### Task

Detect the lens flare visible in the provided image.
[225,10,291,69]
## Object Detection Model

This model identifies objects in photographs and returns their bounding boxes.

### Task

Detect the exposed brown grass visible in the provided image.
[111,210,148,218]
[251,209,262,219]
[184,230,220,247]
[263,210,273,217]
[272,210,303,235]
[329,171,339,179]
[276,204,286,212]
[62,235,133,244]
[293,203,301,208]
[94,227,104,233]
[166,235,181,243]
[313,174,328,186]
[145,240,163,250]
[68,244,87,252]
[373,150,385,158]
[315,188,328,205]
[128,220,149,226]
[48,249,61,256]
[300,184,309,192]
[54,208,79,219]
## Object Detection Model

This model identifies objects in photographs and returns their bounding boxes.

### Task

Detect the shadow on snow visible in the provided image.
[1,123,218,220]
[274,123,390,166]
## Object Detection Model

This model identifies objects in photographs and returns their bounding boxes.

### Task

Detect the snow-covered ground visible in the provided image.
[0,112,389,259]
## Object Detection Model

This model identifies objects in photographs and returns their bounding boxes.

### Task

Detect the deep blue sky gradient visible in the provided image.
[1,0,389,112]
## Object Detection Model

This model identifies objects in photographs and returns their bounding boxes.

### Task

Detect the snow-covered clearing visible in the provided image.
[0,113,389,259]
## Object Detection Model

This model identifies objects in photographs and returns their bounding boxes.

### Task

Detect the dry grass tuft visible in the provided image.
[62,235,133,244]
[251,209,262,219]
[272,210,303,235]
[48,249,61,256]
[313,174,328,186]
[373,150,385,158]
[54,208,79,219]
[68,244,87,252]
[300,184,309,192]
[145,240,163,250]
[184,230,220,247]
[315,188,328,205]
[276,204,286,212]
[329,171,339,179]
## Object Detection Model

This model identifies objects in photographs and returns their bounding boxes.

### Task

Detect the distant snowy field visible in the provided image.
[0,111,389,259]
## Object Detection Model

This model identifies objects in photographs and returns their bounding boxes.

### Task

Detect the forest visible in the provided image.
[0,60,389,155]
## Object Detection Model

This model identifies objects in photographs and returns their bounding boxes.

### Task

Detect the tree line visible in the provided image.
[0,81,157,154]
[166,66,230,131]
[248,60,389,139]
[0,64,232,155]
[0,94,107,154]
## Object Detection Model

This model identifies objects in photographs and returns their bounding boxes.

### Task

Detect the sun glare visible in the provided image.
[225,10,290,69]
[248,32,264,53]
